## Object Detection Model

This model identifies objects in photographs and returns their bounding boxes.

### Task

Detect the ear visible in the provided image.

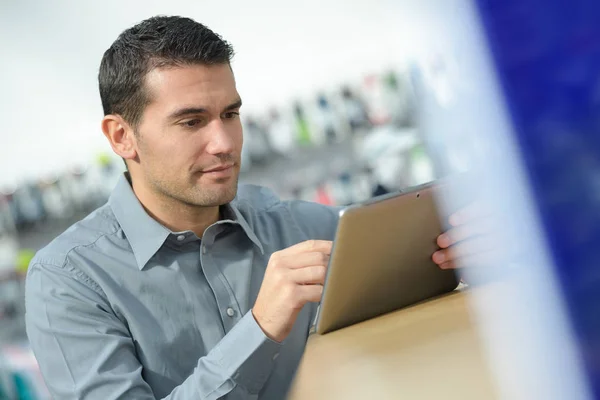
[101,115,138,162]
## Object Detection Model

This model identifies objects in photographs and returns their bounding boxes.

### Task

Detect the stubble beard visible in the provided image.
[149,171,240,209]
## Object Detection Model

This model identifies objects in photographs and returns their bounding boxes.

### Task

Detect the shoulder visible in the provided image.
[28,204,120,283]
[233,184,282,211]
[234,184,343,241]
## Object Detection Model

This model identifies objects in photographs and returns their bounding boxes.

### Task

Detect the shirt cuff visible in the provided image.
[213,310,281,394]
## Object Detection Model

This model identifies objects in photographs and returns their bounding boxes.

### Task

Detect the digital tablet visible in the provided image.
[314,181,460,334]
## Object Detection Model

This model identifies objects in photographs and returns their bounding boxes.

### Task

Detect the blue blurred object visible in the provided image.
[13,372,38,400]
[475,0,600,396]
[410,0,599,398]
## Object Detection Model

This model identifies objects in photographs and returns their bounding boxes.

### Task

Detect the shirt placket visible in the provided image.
[201,224,243,333]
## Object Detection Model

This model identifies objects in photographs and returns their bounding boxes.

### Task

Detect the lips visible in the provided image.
[201,163,234,173]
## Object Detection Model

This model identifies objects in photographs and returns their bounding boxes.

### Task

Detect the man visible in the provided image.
[25,16,483,399]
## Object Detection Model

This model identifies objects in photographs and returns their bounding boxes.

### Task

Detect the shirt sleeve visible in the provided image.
[25,262,281,400]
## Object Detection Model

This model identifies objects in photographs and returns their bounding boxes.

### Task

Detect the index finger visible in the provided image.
[285,240,333,255]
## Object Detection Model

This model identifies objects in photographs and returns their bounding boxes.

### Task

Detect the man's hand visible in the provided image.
[252,240,332,343]
[432,202,497,270]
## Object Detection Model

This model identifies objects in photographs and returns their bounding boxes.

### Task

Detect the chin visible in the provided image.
[216,186,238,205]
[194,181,238,206]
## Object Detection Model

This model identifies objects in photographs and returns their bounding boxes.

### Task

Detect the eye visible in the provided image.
[223,111,240,120]
[180,119,203,128]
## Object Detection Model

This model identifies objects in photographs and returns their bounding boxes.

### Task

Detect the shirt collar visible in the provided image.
[109,174,170,270]
[109,174,264,270]
[222,202,265,255]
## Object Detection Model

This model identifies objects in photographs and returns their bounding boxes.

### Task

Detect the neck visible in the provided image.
[130,177,220,238]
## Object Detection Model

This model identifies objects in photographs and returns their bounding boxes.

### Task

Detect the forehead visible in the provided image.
[143,64,238,112]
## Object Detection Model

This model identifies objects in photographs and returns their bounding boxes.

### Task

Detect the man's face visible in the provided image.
[132,63,243,207]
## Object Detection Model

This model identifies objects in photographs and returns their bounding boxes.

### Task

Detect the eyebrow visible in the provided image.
[168,98,243,121]
[224,98,243,112]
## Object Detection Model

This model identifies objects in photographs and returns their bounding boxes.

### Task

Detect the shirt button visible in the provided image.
[202,246,207,255]
[272,353,280,361]
[176,235,185,242]
[226,307,235,317]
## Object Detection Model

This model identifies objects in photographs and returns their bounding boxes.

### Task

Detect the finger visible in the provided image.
[432,236,496,264]
[439,260,457,270]
[290,265,327,285]
[437,217,497,248]
[448,201,490,226]
[432,250,447,265]
[284,240,333,256]
[440,251,500,269]
[298,284,324,303]
[277,252,330,270]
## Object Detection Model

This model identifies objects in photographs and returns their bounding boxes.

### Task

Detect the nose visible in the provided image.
[205,119,236,156]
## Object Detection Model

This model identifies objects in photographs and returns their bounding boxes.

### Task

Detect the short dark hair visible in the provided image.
[99,16,234,127]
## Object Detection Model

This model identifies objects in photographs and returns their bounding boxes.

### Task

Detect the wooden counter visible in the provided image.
[288,287,498,399]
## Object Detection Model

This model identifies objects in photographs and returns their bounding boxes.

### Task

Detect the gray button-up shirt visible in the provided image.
[25,175,341,399]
